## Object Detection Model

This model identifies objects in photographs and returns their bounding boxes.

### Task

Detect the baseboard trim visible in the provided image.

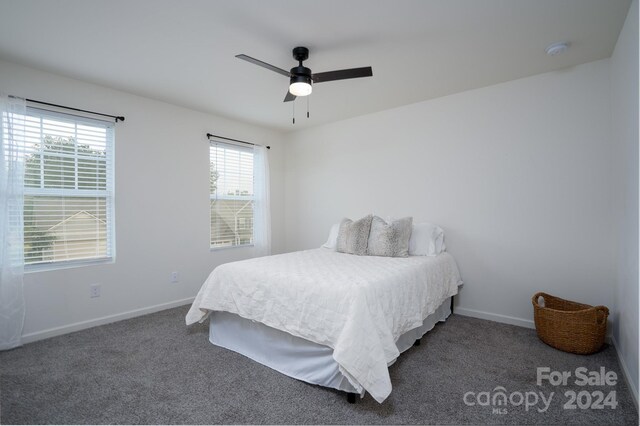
[454,307,535,329]
[21,297,195,345]
[610,335,639,410]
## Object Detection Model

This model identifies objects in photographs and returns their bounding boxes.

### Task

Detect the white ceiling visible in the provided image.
[0,0,631,132]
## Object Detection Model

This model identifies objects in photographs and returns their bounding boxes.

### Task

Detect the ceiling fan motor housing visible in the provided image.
[290,65,312,86]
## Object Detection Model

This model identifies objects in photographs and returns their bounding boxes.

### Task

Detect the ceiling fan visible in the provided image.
[236,46,373,102]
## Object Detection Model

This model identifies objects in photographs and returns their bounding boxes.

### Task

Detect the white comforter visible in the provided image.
[186,248,462,403]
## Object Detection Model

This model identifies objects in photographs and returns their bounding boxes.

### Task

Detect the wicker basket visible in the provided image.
[532,292,608,355]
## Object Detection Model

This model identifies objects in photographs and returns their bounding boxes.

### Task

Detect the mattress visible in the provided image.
[186,248,462,402]
[209,296,453,396]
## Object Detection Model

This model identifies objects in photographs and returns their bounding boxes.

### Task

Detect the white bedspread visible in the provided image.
[186,248,462,403]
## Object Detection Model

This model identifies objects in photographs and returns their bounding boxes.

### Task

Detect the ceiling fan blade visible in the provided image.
[235,54,290,78]
[312,66,373,83]
[283,91,296,102]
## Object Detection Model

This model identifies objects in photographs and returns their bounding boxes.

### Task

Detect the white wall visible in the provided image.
[0,59,286,341]
[284,59,615,329]
[611,0,639,401]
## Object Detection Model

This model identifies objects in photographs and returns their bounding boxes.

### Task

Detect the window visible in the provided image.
[210,141,254,248]
[21,108,115,267]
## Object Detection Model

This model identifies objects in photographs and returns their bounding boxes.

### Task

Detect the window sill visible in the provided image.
[25,257,114,273]
[210,244,254,252]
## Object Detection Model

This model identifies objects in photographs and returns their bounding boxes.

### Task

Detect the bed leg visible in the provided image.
[450,295,455,314]
[347,393,357,404]
[413,338,421,346]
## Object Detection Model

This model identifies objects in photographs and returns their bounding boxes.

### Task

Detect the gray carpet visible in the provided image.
[0,305,637,425]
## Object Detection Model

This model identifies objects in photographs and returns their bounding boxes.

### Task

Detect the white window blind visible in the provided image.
[210,141,254,248]
[21,108,115,266]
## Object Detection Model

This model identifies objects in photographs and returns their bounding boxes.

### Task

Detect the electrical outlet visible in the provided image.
[170,271,179,283]
[90,283,101,298]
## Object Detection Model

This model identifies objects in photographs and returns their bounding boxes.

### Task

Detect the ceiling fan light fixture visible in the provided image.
[289,75,312,97]
[289,82,312,96]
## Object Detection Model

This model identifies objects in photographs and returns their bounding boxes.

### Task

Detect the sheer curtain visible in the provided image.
[253,145,271,257]
[0,94,26,350]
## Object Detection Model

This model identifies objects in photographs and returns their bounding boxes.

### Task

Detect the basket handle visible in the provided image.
[532,292,546,307]
[594,306,609,325]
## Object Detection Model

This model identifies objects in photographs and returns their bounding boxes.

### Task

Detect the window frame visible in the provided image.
[209,140,255,250]
[22,107,116,271]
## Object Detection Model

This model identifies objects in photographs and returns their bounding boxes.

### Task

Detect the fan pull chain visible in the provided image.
[307,96,310,118]
[292,99,295,124]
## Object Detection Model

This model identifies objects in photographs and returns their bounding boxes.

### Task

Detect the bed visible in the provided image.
[186,247,462,403]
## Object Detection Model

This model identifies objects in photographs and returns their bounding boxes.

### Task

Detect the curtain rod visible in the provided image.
[11,96,125,122]
[206,133,270,149]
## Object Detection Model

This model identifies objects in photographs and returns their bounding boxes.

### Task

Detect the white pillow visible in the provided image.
[409,222,446,256]
[322,222,341,250]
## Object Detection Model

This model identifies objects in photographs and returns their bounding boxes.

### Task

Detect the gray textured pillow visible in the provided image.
[367,216,413,257]
[336,215,373,255]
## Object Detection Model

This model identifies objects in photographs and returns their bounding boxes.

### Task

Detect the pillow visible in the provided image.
[336,215,373,255]
[409,222,446,256]
[322,223,340,250]
[367,216,413,257]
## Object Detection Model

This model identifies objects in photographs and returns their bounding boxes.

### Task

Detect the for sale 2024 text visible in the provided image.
[538,367,618,410]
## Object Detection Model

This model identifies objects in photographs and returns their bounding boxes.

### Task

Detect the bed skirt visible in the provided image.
[208,296,452,395]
